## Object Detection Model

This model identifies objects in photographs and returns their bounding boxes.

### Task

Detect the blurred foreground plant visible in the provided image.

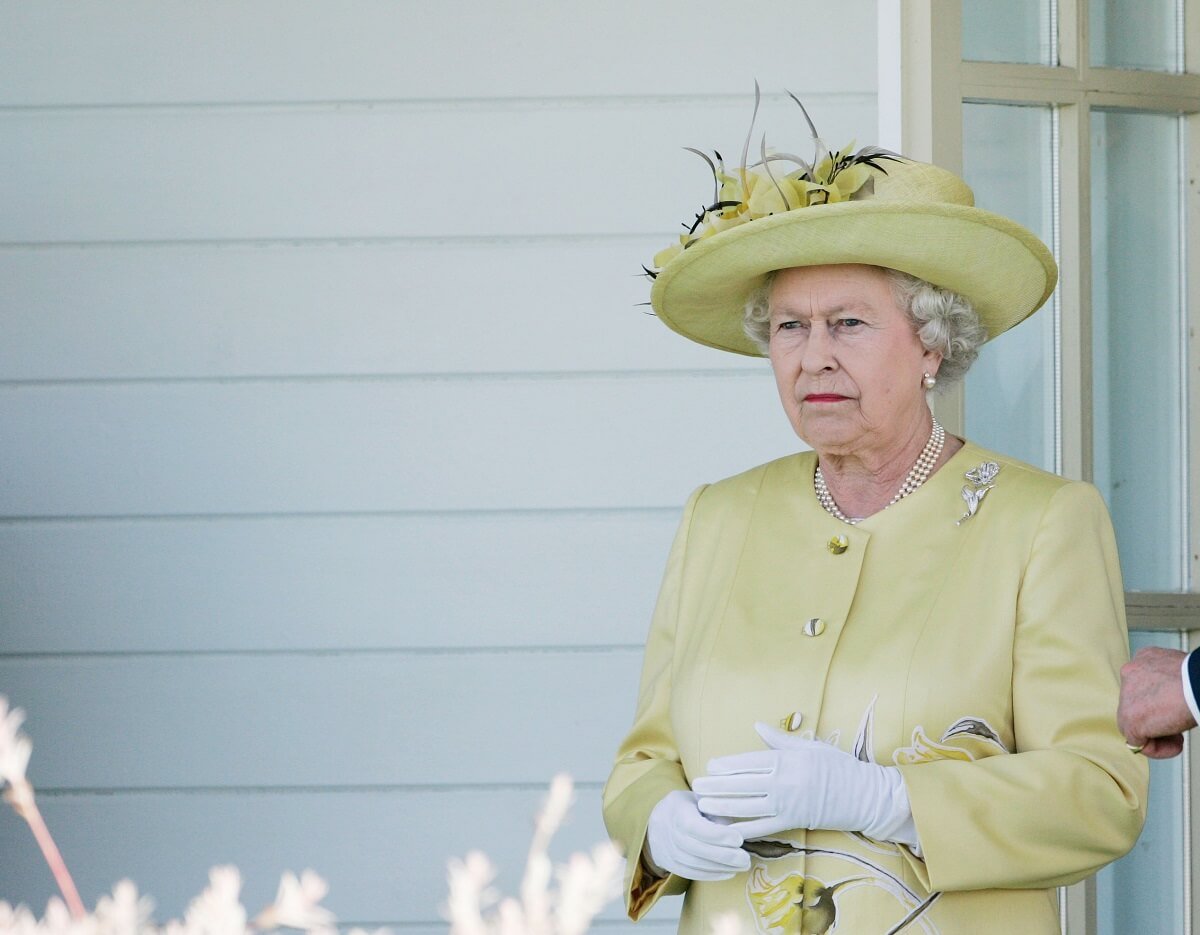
[2,694,349,935]
[445,774,622,935]
[1,697,85,920]
[0,695,624,935]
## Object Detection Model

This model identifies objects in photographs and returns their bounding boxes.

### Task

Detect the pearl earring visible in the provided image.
[922,372,937,390]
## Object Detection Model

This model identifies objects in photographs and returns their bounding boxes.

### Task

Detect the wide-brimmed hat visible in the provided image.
[647,97,1058,357]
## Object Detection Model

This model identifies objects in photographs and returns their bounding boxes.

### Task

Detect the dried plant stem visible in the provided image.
[6,780,86,919]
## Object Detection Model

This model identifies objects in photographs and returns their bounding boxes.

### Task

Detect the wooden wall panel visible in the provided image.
[0,511,678,653]
[0,97,874,244]
[0,375,795,517]
[0,652,645,788]
[0,1,876,106]
[1,240,745,380]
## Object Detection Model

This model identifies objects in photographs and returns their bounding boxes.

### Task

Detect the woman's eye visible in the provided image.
[837,318,863,328]
[776,320,806,331]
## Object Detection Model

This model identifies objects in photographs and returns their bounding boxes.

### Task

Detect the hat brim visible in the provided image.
[650,200,1058,357]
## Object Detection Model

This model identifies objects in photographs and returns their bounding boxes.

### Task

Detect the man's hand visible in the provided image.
[1118,647,1196,759]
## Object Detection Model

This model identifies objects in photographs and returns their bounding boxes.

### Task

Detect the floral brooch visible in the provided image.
[957,461,1000,526]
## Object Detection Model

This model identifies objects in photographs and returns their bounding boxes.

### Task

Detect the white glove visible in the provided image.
[645,789,751,881]
[692,723,919,847]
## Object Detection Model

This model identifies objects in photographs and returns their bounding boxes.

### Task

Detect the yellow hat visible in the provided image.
[647,99,1058,358]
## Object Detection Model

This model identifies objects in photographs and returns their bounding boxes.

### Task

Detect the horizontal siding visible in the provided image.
[1,240,747,381]
[1,0,879,922]
[0,652,643,788]
[0,96,873,244]
[0,1,876,106]
[0,374,795,517]
[0,511,678,653]
[0,786,681,925]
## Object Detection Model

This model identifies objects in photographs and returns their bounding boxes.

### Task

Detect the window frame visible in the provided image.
[880,1,1200,931]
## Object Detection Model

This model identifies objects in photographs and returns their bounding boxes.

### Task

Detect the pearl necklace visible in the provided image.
[814,419,945,525]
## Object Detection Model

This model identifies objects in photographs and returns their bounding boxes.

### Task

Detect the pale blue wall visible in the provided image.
[0,1,877,927]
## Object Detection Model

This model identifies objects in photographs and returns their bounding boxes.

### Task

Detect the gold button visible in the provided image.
[803,617,826,637]
[827,534,849,555]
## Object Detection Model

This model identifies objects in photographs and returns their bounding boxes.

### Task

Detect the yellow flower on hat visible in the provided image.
[644,86,902,279]
[652,241,686,270]
[744,166,806,217]
[672,150,878,251]
[810,143,875,203]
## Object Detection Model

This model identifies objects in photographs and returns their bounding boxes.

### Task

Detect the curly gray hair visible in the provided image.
[741,268,987,389]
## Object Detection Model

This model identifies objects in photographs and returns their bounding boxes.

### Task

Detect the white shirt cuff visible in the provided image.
[1182,651,1200,728]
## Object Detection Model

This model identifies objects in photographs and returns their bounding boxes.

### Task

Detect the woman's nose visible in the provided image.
[800,325,836,373]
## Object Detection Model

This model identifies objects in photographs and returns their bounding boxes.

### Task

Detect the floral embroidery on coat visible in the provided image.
[744,702,1008,934]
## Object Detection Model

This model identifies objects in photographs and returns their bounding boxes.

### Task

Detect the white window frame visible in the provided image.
[879,1,1200,932]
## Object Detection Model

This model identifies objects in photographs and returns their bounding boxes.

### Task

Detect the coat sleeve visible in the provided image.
[898,481,1149,891]
[602,485,707,919]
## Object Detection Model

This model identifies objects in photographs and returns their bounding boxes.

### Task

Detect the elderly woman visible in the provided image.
[603,103,1147,935]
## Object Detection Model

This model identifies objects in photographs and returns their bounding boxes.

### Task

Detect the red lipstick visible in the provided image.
[804,394,848,402]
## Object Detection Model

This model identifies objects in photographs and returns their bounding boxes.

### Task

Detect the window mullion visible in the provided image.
[1059,99,1092,482]
[1189,0,1200,72]
[1059,0,1083,72]
[963,61,1085,98]
[1125,594,1200,628]
[963,64,1200,107]
[1187,113,1200,590]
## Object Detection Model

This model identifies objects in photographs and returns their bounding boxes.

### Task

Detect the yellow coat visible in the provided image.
[603,441,1147,935]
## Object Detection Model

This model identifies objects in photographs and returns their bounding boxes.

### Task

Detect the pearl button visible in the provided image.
[803,617,826,637]
[779,711,804,731]
[827,534,849,554]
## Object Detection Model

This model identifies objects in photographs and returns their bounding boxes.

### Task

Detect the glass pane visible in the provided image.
[963,0,1055,65]
[963,103,1057,472]
[1091,111,1186,591]
[1095,630,1187,934]
[1090,0,1183,72]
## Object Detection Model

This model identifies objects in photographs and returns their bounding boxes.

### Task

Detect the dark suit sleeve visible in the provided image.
[1184,650,1200,725]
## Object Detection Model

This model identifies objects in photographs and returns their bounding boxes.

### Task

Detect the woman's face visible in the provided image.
[767,264,942,458]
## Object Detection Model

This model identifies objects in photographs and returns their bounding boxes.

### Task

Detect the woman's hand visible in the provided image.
[645,790,750,881]
[693,723,917,845]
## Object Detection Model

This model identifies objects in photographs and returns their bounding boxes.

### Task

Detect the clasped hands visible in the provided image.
[645,723,914,881]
